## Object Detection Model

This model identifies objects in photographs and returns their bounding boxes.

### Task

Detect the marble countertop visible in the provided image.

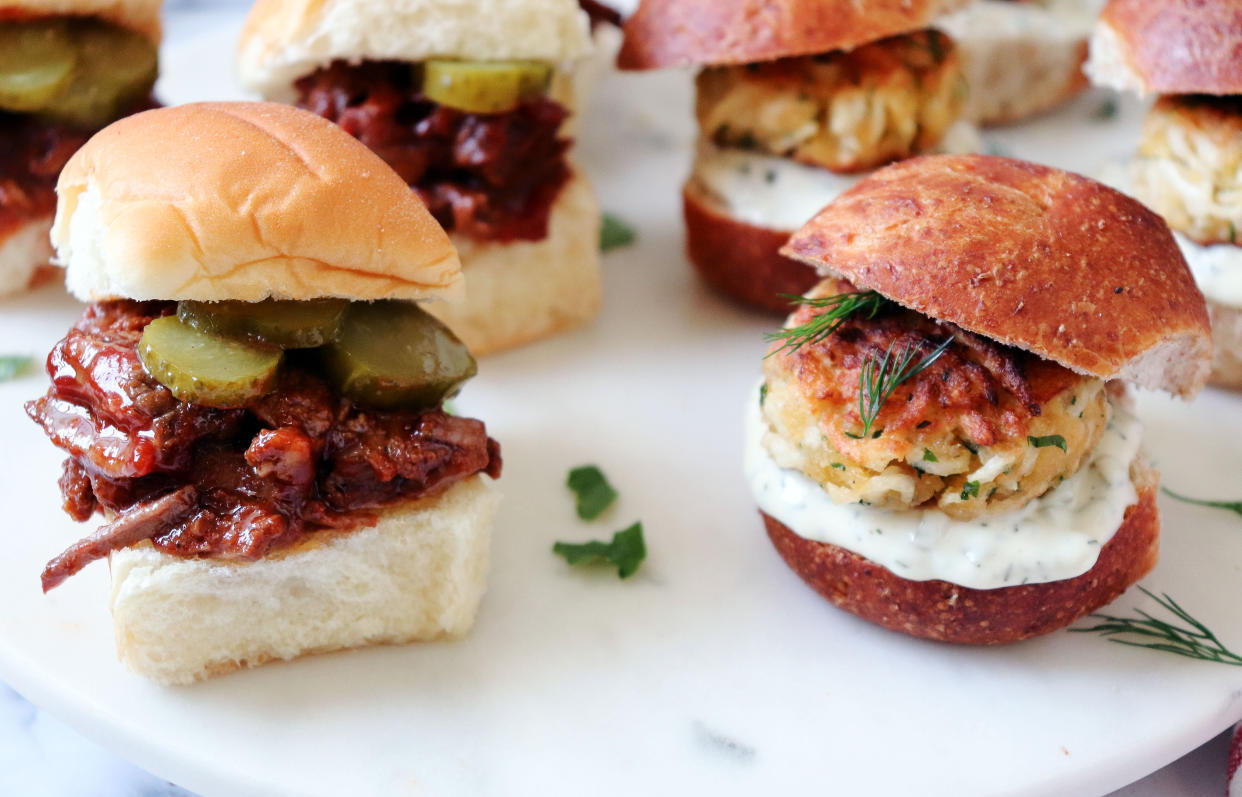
[1,2,1236,795]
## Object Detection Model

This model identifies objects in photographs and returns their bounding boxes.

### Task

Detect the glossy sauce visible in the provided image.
[744,386,1144,590]
[1175,232,1242,309]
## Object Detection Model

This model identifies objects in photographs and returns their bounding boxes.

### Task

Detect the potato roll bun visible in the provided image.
[747,154,1211,644]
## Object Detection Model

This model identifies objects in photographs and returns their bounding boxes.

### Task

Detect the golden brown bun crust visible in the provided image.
[683,184,816,314]
[762,464,1160,644]
[782,154,1213,397]
[616,0,970,70]
[53,102,462,303]
[1096,0,1242,95]
[0,0,162,41]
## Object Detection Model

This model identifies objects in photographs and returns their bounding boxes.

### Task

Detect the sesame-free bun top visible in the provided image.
[781,154,1213,398]
[237,0,593,102]
[53,102,462,303]
[0,0,162,41]
[1086,0,1242,96]
[617,0,970,70]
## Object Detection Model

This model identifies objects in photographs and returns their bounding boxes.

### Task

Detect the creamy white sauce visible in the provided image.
[1174,232,1242,310]
[689,122,980,231]
[744,386,1144,590]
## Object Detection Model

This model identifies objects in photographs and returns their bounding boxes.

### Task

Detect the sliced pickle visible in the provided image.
[46,22,157,127]
[322,301,477,410]
[0,23,76,113]
[138,316,282,408]
[423,60,551,114]
[178,299,348,349]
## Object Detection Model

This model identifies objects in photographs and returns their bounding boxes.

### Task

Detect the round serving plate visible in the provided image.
[0,20,1239,797]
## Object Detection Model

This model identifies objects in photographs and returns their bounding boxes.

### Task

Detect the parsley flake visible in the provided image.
[1028,434,1068,452]
[567,465,618,520]
[960,481,980,500]
[0,355,32,382]
[1163,487,1242,519]
[923,448,938,463]
[553,522,646,579]
[600,213,636,252]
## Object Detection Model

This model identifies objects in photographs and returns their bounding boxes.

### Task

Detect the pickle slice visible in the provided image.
[0,23,76,113]
[322,301,477,410]
[178,299,348,349]
[423,60,552,114]
[139,316,282,408]
[46,22,157,127]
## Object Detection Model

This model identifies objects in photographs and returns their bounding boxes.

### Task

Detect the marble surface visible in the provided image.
[1,2,1238,795]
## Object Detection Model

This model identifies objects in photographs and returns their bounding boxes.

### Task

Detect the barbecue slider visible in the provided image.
[617,0,978,312]
[1086,0,1242,388]
[0,0,162,296]
[25,102,502,684]
[748,154,1210,643]
[937,0,1103,125]
[237,0,602,355]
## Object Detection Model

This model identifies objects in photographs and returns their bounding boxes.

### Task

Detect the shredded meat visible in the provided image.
[27,301,502,588]
[0,97,158,234]
[295,61,570,242]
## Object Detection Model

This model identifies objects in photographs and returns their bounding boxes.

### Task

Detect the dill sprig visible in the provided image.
[1070,587,1242,666]
[1162,487,1242,519]
[851,336,953,439]
[765,291,886,356]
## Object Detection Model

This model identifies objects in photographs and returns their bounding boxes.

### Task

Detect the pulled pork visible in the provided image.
[27,301,502,590]
[296,61,570,242]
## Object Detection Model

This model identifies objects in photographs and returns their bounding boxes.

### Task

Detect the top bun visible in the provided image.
[1086,0,1242,96]
[1,0,162,41]
[781,154,1213,398]
[617,0,969,70]
[238,0,594,102]
[53,102,462,303]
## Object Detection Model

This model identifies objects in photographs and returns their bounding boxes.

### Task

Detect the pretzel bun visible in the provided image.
[1086,0,1242,96]
[52,102,462,304]
[616,0,969,70]
[782,154,1213,398]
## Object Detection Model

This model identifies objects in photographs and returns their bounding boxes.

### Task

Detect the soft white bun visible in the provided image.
[938,0,1100,125]
[110,475,500,686]
[238,0,594,103]
[427,169,601,355]
[1208,300,1242,390]
[53,102,463,303]
[3,0,162,41]
[0,217,54,296]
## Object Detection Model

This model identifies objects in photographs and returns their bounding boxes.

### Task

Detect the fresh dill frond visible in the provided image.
[854,336,953,439]
[1071,587,1242,666]
[1162,487,1242,519]
[765,291,886,357]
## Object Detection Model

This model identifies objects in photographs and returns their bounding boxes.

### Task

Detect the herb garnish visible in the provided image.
[567,465,618,520]
[765,291,886,357]
[1162,487,1242,519]
[852,337,953,439]
[553,522,646,579]
[1092,98,1119,121]
[758,383,768,407]
[0,355,32,382]
[1071,587,1242,666]
[923,449,938,463]
[600,213,637,252]
[1028,434,1067,453]
[960,480,980,500]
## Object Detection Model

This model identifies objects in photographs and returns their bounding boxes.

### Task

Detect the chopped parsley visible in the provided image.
[960,481,981,500]
[831,463,846,471]
[922,448,939,463]
[1092,98,1119,121]
[600,213,637,252]
[1028,434,1067,452]
[567,465,618,520]
[1163,487,1242,519]
[758,383,768,407]
[0,355,31,382]
[553,522,646,579]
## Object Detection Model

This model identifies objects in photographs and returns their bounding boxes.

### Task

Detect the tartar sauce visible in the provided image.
[1175,232,1242,310]
[744,386,1144,590]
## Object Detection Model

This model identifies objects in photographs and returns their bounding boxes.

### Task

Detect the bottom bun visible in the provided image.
[427,169,601,356]
[939,0,1093,126]
[1208,299,1242,390]
[0,215,54,296]
[110,475,501,685]
[683,182,817,314]
[762,462,1160,645]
